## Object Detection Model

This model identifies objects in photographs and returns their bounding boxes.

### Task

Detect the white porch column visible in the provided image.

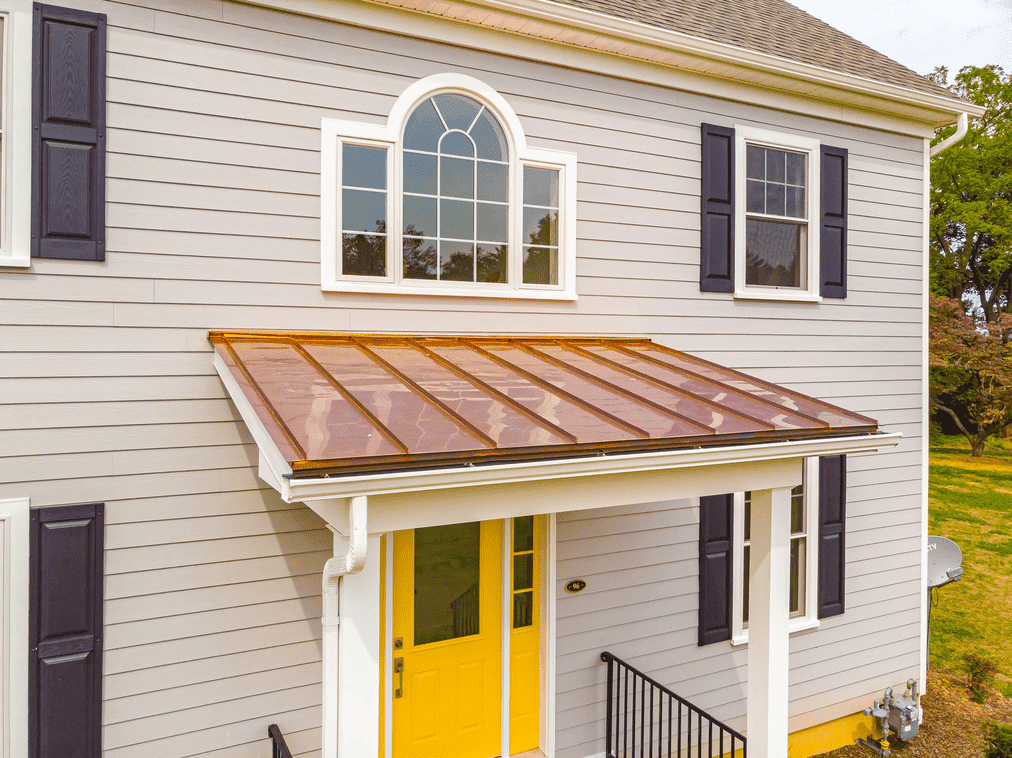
[322,530,382,758]
[746,486,793,758]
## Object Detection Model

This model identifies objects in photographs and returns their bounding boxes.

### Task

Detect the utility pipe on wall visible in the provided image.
[930,112,969,157]
[321,495,368,758]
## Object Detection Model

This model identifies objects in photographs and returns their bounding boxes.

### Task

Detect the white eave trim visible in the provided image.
[245,0,981,128]
[428,0,983,119]
[280,432,902,503]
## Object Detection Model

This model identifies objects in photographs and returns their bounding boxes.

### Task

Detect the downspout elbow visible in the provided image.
[930,112,969,157]
[322,495,368,602]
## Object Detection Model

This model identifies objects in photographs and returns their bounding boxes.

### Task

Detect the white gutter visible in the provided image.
[930,112,970,156]
[321,495,368,758]
[282,432,902,503]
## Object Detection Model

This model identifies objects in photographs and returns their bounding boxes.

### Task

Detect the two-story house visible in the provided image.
[0,1,980,757]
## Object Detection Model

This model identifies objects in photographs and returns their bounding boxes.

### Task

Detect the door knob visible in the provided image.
[394,657,404,698]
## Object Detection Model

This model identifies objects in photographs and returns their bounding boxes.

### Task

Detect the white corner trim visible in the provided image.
[0,3,32,269]
[544,512,557,757]
[733,125,821,303]
[919,136,930,694]
[500,518,512,758]
[321,72,579,300]
[0,496,29,758]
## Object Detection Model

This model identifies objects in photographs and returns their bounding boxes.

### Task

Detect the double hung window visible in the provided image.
[735,126,821,301]
[322,74,577,299]
[731,457,820,643]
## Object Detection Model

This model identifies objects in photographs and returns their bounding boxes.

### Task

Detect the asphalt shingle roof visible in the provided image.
[550,0,958,101]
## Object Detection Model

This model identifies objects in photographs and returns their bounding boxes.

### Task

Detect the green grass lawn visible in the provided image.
[929,432,1012,692]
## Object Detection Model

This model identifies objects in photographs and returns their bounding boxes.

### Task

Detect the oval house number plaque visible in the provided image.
[565,579,587,594]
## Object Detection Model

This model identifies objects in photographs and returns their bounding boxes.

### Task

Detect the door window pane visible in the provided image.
[513,591,533,629]
[414,522,481,646]
[513,553,533,590]
[514,516,534,552]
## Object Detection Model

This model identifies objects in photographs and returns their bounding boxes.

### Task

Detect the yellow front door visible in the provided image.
[392,521,503,758]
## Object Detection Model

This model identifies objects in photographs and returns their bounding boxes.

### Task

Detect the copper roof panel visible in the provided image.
[227,341,404,461]
[532,343,762,435]
[628,344,873,428]
[581,343,822,431]
[479,343,708,440]
[366,344,573,449]
[209,333,879,475]
[303,343,492,455]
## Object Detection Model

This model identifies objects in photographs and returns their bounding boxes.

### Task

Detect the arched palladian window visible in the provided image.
[321,74,577,300]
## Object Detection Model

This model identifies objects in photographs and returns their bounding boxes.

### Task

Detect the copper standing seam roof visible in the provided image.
[209,333,878,477]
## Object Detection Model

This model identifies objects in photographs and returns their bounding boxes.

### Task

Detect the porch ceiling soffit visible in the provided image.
[209,331,900,531]
[245,0,981,132]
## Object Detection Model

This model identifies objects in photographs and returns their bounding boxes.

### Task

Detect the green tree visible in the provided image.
[929,295,1012,455]
[930,66,1012,324]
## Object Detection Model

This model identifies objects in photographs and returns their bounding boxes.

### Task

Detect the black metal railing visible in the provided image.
[601,652,746,758]
[268,724,294,758]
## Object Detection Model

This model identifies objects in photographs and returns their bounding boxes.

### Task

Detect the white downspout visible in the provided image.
[930,112,969,157]
[321,495,368,758]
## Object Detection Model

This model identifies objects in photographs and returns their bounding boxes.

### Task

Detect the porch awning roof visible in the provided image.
[209,332,878,479]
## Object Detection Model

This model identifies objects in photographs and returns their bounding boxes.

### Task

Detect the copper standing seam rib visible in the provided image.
[287,340,410,456]
[560,341,779,431]
[407,338,579,444]
[609,343,831,428]
[349,338,498,450]
[517,342,716,435]
[642,341,879,425]
[463,341,652,439]
[219,338,308,461]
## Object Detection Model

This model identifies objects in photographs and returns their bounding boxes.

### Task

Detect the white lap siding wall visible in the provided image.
[0,0,924,756]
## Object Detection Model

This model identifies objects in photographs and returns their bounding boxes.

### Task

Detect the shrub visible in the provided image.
[984,720,1012,758]
[964,652,998,703]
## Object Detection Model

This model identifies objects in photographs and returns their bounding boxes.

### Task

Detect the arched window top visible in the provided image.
[321,74,577,300]
[403,94,509,163]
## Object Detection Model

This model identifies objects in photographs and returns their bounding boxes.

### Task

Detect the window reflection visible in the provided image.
[341,144,387,277]
[522,167,560,285]
[414,522,481,646]
[402,94,510,284]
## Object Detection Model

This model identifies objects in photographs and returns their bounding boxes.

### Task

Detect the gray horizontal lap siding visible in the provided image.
[0,0,924,756]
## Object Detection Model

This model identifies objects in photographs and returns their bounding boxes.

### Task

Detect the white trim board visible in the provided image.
[0,2,33,269]
[241,0,973,133]
[0,497,29,758]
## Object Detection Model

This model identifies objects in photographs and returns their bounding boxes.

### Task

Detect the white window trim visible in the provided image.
[733,124,821,303]
[730,457,820,645]
[0,497,29,758]
[0,2,32,268]
[321,73,578,300]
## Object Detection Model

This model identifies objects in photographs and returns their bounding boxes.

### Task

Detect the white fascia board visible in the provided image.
[281,432,902,503]
[241,0,980,129]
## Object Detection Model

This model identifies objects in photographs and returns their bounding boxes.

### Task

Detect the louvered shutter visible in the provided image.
[817,456,847,618]
[29,503,104,758]
[698,493,734,645]
[819,146,848,298]
[31,4,107,261]
[700,124,735,292]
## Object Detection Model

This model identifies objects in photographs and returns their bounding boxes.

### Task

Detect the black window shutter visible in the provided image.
[31,3,107,261]
[820,145,848,298]
[29,503,104,758]
[700,124,735,292]
[698,493,734,645]
[817,456,847,618]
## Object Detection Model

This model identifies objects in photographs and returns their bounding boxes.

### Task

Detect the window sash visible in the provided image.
[732,458,820,643]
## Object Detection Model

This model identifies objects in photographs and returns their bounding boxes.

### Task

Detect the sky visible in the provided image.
[789,0,1012,84]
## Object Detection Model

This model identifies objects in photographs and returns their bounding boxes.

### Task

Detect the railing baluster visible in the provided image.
[600,652,745,758]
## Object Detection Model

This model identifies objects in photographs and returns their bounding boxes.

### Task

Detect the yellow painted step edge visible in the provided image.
[788,711,879,758]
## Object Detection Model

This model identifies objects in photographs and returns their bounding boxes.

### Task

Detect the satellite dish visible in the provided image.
[927,535,964,588]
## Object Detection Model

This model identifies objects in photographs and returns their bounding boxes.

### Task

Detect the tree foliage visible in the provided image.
[929,66,1012,324]
[929,295,1012,455]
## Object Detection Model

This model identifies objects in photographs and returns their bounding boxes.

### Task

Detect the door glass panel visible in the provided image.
[513,554,533,590]
[414,522,481,645]
[514,516,534,552]
[513,591,533,629]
